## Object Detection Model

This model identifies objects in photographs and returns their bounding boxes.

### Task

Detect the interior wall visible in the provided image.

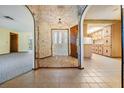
[38,22,52,58]
[18,32,32,52]
[79,6,91,68]
[0,28,32,54]
[0,28,10,54]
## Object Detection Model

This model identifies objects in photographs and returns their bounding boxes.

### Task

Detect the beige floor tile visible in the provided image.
[39,56,78,67]
[88,83,101,88]
[92,77,104,83]
[59,83,81,88]
[83,77,96,83]
[80,83,90,88]
[98,83,109,88]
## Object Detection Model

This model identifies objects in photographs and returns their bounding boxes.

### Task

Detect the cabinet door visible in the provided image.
[104,36,112,45]
[95,45,99,54]
[103,46,111,56]
[103,26,112,37]
[91,45,95,53]
[98,45,103,54]
[97,31,103,39]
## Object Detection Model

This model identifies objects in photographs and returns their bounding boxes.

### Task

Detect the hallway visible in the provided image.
[0,54,121,88]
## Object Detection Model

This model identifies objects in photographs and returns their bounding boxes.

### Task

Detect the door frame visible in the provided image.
[79,5,87,69]
[121,5,123,88]
[51,29,69,56]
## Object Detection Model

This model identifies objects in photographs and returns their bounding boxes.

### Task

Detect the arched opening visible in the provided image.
[80,5,122,87]
[28,5,87,69]
[0,5,34,84]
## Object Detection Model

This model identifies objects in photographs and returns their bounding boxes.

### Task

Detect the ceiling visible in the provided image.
[85,5,121,20]
[0,5,86,32]
[39,5,80,28]
[0,5,34,32]
[85,5,121,34]
[87,24,111,34]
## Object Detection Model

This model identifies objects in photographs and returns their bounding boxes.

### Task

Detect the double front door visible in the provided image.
[52,29,68,56]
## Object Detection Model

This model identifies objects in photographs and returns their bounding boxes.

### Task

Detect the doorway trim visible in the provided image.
[121,5,123,88]
[25,6,35,69]
[78,5,88,69]
[51,29,69,56]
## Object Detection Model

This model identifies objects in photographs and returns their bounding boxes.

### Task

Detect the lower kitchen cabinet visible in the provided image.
[103,46,111,56]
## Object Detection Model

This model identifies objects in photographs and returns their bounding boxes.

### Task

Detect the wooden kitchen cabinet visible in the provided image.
[98,45,103,55]
[104,36,112,46]
[90,22,121,58]
[103,26,112,37]
[103,46,111,56]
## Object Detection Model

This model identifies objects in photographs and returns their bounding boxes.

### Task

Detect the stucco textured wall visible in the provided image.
[28,6,79,58]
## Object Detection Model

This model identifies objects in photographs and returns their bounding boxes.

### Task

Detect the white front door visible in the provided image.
[52,29,68,56]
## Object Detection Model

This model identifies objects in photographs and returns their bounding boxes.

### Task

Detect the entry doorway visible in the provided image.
[10,32,18,52]
[38,29,79,68]
[52,29,69,56]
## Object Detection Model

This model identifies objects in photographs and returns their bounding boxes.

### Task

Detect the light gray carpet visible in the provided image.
[0,52,34,84]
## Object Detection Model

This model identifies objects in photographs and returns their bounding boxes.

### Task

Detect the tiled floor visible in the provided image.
[39,56,78,67]
[0,54,121,88]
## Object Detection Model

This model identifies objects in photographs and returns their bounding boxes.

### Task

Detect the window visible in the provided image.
[53,31,63,44]
[58,32,62,44]
[54,32,57,44]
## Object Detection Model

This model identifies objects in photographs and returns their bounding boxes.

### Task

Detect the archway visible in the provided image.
[28,5,87,69]
[25,6,35,69]
[80,5,122,87]
[0,5,34,84]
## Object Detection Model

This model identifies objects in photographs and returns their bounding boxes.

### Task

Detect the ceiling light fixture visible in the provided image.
[58,18,62,24]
